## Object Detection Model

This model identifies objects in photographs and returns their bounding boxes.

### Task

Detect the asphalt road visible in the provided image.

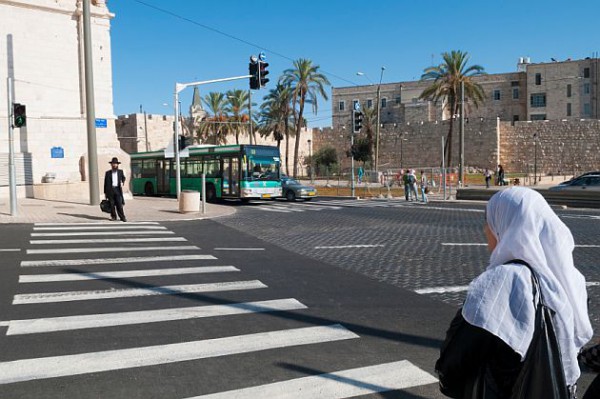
[0,198,598,398]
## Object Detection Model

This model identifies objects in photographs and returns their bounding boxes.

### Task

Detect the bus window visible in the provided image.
[247,157,280,181]
[185,160,202,178]
[141,160,155,178]
[131,160,142,179]
[204,159,220,178]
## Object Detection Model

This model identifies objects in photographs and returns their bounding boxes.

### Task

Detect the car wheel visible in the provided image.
[144,182,154,196]
[304,198,312,201]
[286,190,296,201]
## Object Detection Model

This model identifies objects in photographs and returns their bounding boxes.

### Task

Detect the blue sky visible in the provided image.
[110,0,600,127]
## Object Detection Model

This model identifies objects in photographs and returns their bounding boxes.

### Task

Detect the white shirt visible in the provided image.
[111,170,119,187]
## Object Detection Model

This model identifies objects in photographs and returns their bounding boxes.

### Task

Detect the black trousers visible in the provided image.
[107,187,126,221]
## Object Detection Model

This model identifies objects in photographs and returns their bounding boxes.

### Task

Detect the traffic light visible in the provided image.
[178,135,191,151]
[13,103,26,128]
[249,60,259,90]
[352,110,363,133]
[259,60,269,88]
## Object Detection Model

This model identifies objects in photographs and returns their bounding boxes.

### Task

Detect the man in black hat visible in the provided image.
[104,157,127,222]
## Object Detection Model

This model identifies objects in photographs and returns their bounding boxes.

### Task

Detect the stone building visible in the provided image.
[0,0,127,201]
[116,113,175,153]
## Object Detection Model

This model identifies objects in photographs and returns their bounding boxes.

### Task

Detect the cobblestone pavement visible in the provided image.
[216,198,600,336]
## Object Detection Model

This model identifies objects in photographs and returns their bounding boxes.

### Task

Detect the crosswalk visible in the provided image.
[250,199,426,213]
[0,221,437,397]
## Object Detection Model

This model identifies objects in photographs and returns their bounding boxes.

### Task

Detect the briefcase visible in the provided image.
[100,199,111,214]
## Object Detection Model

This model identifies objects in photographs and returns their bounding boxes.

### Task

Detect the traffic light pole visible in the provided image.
[173,74,252,200]
[351,133,355,197]
[6,76,17,216]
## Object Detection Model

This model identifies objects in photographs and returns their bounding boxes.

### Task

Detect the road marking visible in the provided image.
[315,245,385,249]
[188,360,437,399]
[442,243,600,248]
[21,254,217,267]
[441,243,487,246]
[13,280,267,304]
[31,231,176,237]
[0,249,20,252]
[35,222,160,226]
[6,298,307,335]
[0,321,8,327]
[561,215,600,220]
[19,266,239,283]
[254,206,291,213]
[416,281,600,295]
[0,324,357,385]
[214,248,265,251]
[33,226,167,231]
[26,245,199,255]
[30,237,187,245]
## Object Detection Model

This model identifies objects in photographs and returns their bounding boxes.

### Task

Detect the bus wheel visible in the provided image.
[144,182,154,196]
[240,198,250,204]
[205,184,216,203]
[286,190,296,201]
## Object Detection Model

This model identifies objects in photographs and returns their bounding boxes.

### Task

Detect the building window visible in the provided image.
[493,90,501,100]
[567,84,572,97]
[584,67,590,78]
[535,73,542,85]
[511,81,520,87]
[513,115,519,122]
[338,101,345,111]
[584,83,591,94]
[530,93,546,107]
[366,99,373,109]
[395,96,402,104]
[381,98,387,108]
[584,103,591,115]
[530,114,547,121]
[352,100,360,111]
[512,88,519,99]
[567,103,572,116]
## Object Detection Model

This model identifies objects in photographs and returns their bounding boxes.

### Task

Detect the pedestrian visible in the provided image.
[435,187,593,398]
[420,170,428,203]
[409,169,419,201]
[403,169,411,201]
[497,164,506,186]
[104,157,127,222]
[483,168,492,188]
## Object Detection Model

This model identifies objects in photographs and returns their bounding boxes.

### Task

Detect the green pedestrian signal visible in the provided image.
[13,103,26,128]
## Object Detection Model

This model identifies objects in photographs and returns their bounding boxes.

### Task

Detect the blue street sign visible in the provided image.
[51,147,64,158]
[95,118,107,128]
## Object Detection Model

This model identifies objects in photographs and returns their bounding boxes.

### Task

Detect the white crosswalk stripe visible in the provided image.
[30,237,187,245]
[188,360,437,399]
[34,222,160,226]
[13,280,267,304]
[33,225,168,231]
[0,324,358,385]
[26,245,200,255]
[31,230,176,237]
[21,254,217,267]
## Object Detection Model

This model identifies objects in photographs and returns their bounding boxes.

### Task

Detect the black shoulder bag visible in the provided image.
[510,260,571,399]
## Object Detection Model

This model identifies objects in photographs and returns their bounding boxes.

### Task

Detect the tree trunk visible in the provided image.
[284,119,290,176]
[445,100,457,168]
[293,98,305,178]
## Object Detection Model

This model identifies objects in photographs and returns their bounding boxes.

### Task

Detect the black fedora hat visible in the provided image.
[109,157,121,164]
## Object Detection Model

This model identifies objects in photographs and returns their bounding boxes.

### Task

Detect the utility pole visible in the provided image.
[350,132,355,197]
[248,89,253,145]
[459,80,465,187]
[6,77,17,216]
[374,67,385,174]
[83,0,99,205]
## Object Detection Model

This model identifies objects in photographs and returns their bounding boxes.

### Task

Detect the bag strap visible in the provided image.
[506,259,543,306]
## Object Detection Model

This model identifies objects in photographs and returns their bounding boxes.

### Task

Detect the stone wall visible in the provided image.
[499,120,600,176]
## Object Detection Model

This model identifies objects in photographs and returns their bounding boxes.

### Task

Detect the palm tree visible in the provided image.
[225,89,250,145]
[281,58,330,178]
[198,92,228,145]
[419,50,485,167]
[260,83,294,174]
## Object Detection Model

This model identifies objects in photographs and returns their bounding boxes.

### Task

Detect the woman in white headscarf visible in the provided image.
[436,187,593,398]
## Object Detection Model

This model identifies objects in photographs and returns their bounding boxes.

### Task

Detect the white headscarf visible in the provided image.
[462,187,593,386]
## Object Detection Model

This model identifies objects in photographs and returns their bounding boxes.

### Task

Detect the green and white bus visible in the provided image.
[130,144,282,202]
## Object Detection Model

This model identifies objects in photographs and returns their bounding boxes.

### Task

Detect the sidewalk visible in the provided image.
[0,197,235,224]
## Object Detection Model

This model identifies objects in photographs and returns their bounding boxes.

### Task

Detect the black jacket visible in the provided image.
[436,309,523,399]
[104,169,126,197]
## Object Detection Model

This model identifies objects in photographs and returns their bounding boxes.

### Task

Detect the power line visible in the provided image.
[131,0,358,87]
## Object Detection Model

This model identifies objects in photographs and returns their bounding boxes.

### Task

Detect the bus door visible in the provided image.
[221,157,239,197]
[156,160,170,194]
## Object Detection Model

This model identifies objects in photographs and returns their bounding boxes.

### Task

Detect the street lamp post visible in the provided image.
[307,139,313,182]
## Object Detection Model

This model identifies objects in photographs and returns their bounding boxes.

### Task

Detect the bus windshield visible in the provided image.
[246,156,280,181]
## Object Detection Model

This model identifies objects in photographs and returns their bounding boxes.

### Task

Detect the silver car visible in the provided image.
[549,174,600,192]
[281,177,317,201]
